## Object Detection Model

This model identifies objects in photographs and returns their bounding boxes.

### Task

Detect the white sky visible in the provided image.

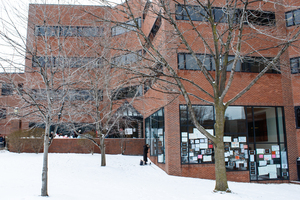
[0,0,122,73]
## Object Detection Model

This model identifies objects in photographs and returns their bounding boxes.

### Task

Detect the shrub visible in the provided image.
[7,130,27,153]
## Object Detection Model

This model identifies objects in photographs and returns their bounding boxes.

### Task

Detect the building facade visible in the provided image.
[1,0,300,183]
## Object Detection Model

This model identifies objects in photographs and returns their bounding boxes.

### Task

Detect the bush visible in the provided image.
[8,128,44,153]
[7,130,28,153]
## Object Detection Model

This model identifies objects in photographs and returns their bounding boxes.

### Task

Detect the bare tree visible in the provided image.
[89,0,300,192]
[0,2,105,196]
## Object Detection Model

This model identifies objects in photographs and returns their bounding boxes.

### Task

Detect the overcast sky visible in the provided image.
[0,0,122,73]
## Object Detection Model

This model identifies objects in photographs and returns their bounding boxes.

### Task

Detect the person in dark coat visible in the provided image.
[143,144,150,164]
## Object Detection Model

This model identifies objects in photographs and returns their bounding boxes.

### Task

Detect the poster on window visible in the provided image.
[125,128,133,135]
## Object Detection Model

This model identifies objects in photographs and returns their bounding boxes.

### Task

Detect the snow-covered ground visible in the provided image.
[0,150,299,200]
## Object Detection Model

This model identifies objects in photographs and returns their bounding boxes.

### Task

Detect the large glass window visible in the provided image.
[145,108,165,163]
[180,105,215,164]
[247,107,288,181]
[179,105,288,180]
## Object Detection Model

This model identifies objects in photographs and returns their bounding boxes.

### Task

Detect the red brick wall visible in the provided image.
[8,138,145,155]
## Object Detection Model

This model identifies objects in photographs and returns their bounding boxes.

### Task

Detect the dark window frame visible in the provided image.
[35,25,104,37]
[1,83,14,96]
[175,4,276,26]
[111,18,142,37]
[295,106,300,129]
[285,9,300,27]
[290,57,300,74]
[0,108,7,119]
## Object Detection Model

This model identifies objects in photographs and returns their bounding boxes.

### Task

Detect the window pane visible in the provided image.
[277,107,285,142]
[253,107,278,143]
[197,54,211,70]
[247,107,254,142]
[286,12,294,26]
[295,107,300,128]
[226,56,241,72]
[178,54,185,69]
[175,5,183,20]
[224,106,247,133]
[214,8,226,23]
[294,10,300,25]
[290,58,299,74]
[185,54,199,70]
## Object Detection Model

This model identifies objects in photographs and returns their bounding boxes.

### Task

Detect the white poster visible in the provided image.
[238,136,247,142]
[125,128,133,135]
[203,155,212,162]
[223,136,231,142]
[199,143,208,149]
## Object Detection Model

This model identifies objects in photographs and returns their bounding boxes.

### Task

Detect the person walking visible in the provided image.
[143,144,150,164]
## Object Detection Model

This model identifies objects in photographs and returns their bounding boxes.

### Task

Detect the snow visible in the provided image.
[0,150,299,200]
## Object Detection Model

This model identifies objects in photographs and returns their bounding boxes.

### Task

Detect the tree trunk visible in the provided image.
[213,104,230,192]
[100,136,106,166]
[41,125,50,196]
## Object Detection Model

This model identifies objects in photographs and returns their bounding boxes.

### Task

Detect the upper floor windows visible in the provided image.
[112,85,143,100]
[32,56,104,68]
[1,83,14,96]
[111,18,142,37]
[35,25,104,37]
[148,16,162,42]
[285,9,300,27]
[0,108,6,119]
[290,57,300,74]
[178,53,279,73]
[31,89,102,101]
[175,4,275,26]
[111,50,142,67]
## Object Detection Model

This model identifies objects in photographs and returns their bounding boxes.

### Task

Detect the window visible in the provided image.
[32,56,104,68]
[111,51,142,67]
[30,89,101,101]
[290,57,300,74]
[0,108,6,119]
[180,105,288,180]
[35,25,103,37]
[178,53,212,70]
[295,107,300,129]
[111,18,141,36]
[246,10,276,26]
[178,53,277,73]
[175,4,207,21]
[145,108,165,163]
[285,9,300,27]
[247,107,288,180]
[175,4,275,26]
[1,83,14,96]
[241,57,278,73]
[112,85,143,100]
[148,16,162,42]
[67,90,102,101]
[180,105,215,164]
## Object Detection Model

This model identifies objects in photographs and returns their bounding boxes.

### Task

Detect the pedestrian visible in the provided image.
[143,144,150,164]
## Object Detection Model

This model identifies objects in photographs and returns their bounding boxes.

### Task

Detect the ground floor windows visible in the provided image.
[145,108,165,163]
[179,105,288,180]
[180,105,214,164]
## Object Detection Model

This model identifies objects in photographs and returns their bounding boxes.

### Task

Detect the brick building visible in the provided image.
[1,0,300,183]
